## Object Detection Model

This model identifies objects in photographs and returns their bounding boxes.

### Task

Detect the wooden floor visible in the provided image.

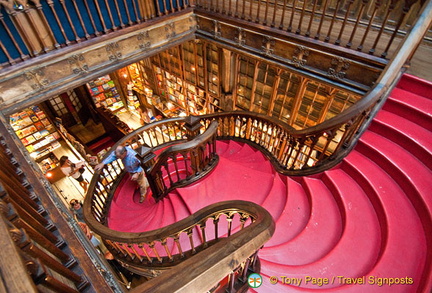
[407,43,432,81]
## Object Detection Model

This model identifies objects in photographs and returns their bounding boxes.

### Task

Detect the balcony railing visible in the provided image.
[1,0,431,68]
[0,0,192,66]
[195,0,432,59]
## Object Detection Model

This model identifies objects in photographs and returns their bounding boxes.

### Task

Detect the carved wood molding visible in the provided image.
[195,14,383,93]
[0,12,196,114]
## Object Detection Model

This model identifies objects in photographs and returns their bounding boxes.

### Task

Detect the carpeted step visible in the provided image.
[359,131,432,205]
[221,140,244,158]
[259,168,381,291]
[384,89,432,130]
[396,73,432,99]
[341,150,427,292]
[259,177,342,265]
[390,87,432,112]
[166,191,192,222]
[215,140,230,156]
[369,110,432,169]
[260,174,287,223]
[178,156,274,213]
[227,142,258,161]
[264,178,310,247]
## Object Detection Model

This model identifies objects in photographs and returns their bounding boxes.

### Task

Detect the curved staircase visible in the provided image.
[107,74,431,292]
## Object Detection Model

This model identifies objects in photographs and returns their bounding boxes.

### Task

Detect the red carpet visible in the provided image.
[106,74,432,292]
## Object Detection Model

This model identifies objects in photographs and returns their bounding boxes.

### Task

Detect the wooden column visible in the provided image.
[267,68,282,117]
[288,77,308,125]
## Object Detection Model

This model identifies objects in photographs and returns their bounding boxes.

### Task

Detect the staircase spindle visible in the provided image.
[187,228,196,254]
[306,0,319,37]
[113,0,125,28]
[121,0,133,26]
[32,0,59,48]
[68,1,89,39]
[161,239,173,261]
[335,0,354,45]
[213,216,219,240]
[370,3,395,55]
[138,244,153,263]
[279,0,288,29]
[227,214,233,237]
[296,0,308,34]
[16,232,82,283]
[255,0,262,23]
[199,223,207,247]
[0,11,28,60]
[174,234,185,257]
[288,0,298,32]
[149,242,162,262]
[129,244,143,262]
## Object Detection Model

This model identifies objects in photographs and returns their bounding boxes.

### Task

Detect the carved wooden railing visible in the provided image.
[2,0,431,67]
[85,118,188,225]
[85,200,275,290]
[195,0,431,59]
[0,0,192,66]
[146,120,219,201]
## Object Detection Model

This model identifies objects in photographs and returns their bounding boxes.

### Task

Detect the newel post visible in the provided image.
[136,146,163,201]
[184,116,203,174]
[184,115,201,140]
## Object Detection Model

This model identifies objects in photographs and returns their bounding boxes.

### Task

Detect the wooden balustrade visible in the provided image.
[195,0,430,59]
[148,120,218,200]
[85,199,274,283]
[0,0,191,66]
[1,0,429,67]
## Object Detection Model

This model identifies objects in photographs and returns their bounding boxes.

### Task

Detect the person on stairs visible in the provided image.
[95,145,149,203]
[69,199,85,222]
[59,156,89,193]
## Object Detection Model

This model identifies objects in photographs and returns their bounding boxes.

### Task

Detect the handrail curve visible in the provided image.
[85,200,275,272]
[148,120,219,200]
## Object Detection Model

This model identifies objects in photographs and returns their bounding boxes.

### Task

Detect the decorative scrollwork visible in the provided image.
[292,46,310,68]
[262,36,275,56]
[213,20,221,38]
[235,28,246,47]
[24,68,49,90]
[328,57,350,80]
[137,31,151,51]
[106,42,122,62]
[68,54,88,75]
[165,22,176,39]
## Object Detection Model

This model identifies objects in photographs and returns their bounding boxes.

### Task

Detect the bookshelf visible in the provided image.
[10,106,61,161]
[86,75,124,112]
